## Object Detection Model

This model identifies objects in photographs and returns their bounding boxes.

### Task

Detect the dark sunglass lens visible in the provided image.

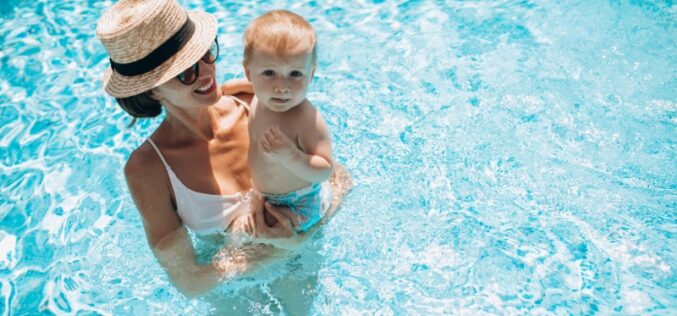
[203,39,219,64]
[178,63,198,84]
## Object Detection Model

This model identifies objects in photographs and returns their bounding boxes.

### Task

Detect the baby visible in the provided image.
[243,10,333,232]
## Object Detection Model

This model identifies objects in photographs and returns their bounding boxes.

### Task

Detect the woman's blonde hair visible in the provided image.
[243,10,317,64]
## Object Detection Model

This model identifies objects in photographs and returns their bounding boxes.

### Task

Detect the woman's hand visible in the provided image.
[245,201,299,238]
[244,202,305,249]
[221,78,253,95]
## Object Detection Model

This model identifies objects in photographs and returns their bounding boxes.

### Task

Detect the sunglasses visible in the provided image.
[176,38,220,85]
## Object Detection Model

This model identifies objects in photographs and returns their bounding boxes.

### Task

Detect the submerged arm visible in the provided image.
[151,227,220,297]
[152,227,284,298]
[124,144,281,298]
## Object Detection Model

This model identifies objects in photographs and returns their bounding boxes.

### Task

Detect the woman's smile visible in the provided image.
[194,77,216,95]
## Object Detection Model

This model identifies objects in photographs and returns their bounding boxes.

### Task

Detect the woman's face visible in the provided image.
[151,58,221,110]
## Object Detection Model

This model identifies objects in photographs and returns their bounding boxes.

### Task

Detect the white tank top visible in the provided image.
[146,97,251,235]
[147,139,247,235]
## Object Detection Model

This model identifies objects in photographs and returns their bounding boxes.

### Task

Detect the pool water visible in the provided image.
[1,0,675,314]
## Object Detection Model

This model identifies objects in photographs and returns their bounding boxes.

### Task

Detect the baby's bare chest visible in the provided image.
[248,110,302,146]
[248,115,308,193]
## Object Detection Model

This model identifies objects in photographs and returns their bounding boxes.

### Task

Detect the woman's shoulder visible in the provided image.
[124,140,166,185]
[123,140,178,213]
[123,140,183,247]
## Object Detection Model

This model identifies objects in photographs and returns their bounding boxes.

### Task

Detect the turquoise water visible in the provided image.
[1,0,676,314]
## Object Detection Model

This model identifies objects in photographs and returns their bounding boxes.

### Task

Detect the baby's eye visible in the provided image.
[263,70,275,77]
[290,71,303,78]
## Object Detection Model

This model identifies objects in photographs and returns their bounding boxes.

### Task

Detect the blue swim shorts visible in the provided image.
[264,181,333,232]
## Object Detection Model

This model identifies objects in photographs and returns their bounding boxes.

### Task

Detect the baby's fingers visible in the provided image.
[270,126,285,140]
[272,127,290,145]
[246,213,256,237]
[268,126,287,144]
[276,207,301,231]
[264,202,294,234]
[268,125,282,134]
[265,128,281,145]
[259,138,271,152]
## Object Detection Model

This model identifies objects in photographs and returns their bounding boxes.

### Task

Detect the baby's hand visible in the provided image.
[259,126,299,162]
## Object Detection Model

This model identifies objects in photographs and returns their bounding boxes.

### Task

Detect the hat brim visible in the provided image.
[102,11,217,98]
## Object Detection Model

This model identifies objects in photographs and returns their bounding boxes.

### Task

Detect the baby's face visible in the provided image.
[244,50,315,112]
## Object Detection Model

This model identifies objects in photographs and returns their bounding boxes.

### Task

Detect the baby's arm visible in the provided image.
[259,103,333,183]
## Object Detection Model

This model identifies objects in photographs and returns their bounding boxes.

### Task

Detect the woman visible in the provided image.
[96,0,351,297]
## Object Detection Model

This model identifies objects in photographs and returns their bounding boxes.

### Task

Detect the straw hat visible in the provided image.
[96,0,217,98]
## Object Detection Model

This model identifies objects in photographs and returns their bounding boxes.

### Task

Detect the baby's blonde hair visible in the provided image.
[243,10,317,64]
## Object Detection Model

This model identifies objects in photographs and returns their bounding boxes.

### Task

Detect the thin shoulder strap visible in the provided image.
[147,138,172,171]
[229,95,250,113]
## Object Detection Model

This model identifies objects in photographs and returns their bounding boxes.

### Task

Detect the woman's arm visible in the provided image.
[125,144,281,298]
[221,78,253,95]
[151,226,285,298]
[124,144,298,297]
[125,145,217,297]
[126,143,351,295]
[150,227,221,297]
